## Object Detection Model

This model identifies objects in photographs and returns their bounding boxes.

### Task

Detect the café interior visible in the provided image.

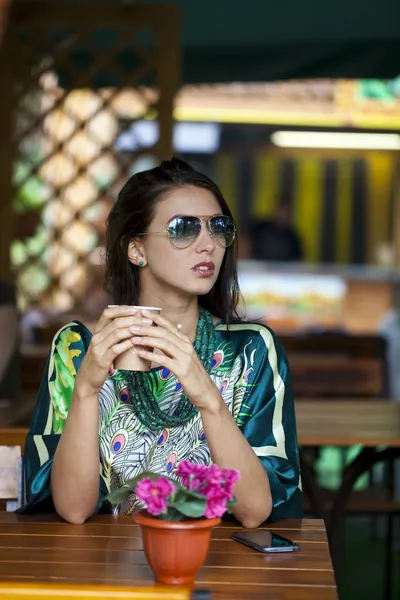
[0,2,400,600]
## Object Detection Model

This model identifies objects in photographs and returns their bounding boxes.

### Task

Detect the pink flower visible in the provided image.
[206,464,223,486]
[197,465,223,499]
[205,491,230,518]
[176,461,207,479]
[201,467,240,517]
[176,460,195,477]
[202,484,227,500]
[175,461,241,518]
[136,477,176,516]
[176,461,208,490]
[221,468,240,497]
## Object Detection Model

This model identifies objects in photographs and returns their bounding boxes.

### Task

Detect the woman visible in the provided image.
[21,158,302,526]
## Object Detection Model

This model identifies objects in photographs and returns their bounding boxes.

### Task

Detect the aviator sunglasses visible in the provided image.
[136,214,236,249]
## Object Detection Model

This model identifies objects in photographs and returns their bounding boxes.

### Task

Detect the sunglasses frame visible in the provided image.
[136,214,236,249]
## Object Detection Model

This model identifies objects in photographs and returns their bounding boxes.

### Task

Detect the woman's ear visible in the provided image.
[127,240,147,267]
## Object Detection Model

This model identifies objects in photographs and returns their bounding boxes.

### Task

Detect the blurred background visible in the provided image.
[0,1,399,598]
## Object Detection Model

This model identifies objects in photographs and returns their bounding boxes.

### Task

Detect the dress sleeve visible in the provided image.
[238,325,302,521]
[18,321,108,514]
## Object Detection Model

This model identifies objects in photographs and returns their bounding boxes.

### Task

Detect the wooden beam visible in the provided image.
[0,1,14,282]
[0,1,10,45]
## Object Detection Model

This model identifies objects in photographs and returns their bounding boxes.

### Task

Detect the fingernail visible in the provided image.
[132,337,143,343]
[127,307,137,313]
[141,310,150,316]
[130,325,141,332]
[142,318,152,324]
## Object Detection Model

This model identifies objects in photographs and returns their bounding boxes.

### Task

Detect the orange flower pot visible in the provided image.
[133,511,221,585]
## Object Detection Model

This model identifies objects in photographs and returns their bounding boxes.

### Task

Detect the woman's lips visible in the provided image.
[191,262,215,277]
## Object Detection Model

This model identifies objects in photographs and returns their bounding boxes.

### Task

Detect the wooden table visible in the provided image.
[2,401,399,594]
[296,400,400,447]
[0,513,337,600]
[295,399,400,596]
[295,401,400,519]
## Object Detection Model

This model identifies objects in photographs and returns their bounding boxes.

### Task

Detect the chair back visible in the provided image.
[0,445,23,511]
[281,333,388,398]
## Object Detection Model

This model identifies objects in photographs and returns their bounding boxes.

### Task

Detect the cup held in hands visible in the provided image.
[108,305,162,371]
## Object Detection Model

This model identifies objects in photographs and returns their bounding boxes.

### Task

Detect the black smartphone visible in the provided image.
[232,530,300,553]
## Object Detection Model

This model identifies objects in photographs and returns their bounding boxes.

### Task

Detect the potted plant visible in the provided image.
[106,461,240,585]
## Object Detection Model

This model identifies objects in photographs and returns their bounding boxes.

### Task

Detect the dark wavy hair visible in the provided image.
[105,157,241,324]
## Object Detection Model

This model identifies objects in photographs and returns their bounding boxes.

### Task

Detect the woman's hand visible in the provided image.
[75,306,153,395]
[131,310,220,411]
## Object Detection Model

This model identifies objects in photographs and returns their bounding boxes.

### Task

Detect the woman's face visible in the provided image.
[134,185,227,299]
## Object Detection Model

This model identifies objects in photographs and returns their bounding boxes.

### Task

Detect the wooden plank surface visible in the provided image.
[0,429,27,449]
[296,400,400,447]
[0,583,338,600]
[0,514,337,600]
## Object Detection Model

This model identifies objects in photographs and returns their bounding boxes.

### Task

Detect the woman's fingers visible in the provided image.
[94,305,138,335]
[135,348,173,370]
[76,336,136,394]
[88,328,137,370]
[130,324,191,352]
[132,334,185,360]
[135,318,189,345]
[109,337,136,360]
[94,323,145,361]
[141,309,185,337]
[94,314,153,345]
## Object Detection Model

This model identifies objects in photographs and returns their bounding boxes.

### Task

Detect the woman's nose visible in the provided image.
[195,223,215,252]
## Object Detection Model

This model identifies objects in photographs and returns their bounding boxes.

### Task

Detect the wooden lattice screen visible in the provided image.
[0,1,179,312]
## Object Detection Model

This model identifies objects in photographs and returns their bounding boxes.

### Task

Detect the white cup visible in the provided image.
[110,306,162,371]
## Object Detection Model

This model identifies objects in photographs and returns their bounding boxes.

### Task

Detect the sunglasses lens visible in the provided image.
[168,217,202,248]
[209,216,236,247]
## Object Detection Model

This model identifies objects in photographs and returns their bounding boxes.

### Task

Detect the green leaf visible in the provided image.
[106,471,157,504]
[123,471,159,488]
[106,486,133,504]
[185,488,208,500]
[175,488,208,502]
[162,507,186,521]
[225,497,237,514]
[106,471,182,505]
[171,489,207,519]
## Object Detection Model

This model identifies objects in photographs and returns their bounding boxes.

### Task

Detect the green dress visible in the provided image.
[20,320,302,520]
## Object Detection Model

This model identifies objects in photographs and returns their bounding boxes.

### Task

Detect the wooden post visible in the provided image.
[0,0,10,45]
[391,158,400,328]
[393,158,400,271]
[0,14,15,283]
[155,5,180,162]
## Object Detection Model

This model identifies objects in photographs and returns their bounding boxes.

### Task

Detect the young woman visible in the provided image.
[21,158,302,526]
